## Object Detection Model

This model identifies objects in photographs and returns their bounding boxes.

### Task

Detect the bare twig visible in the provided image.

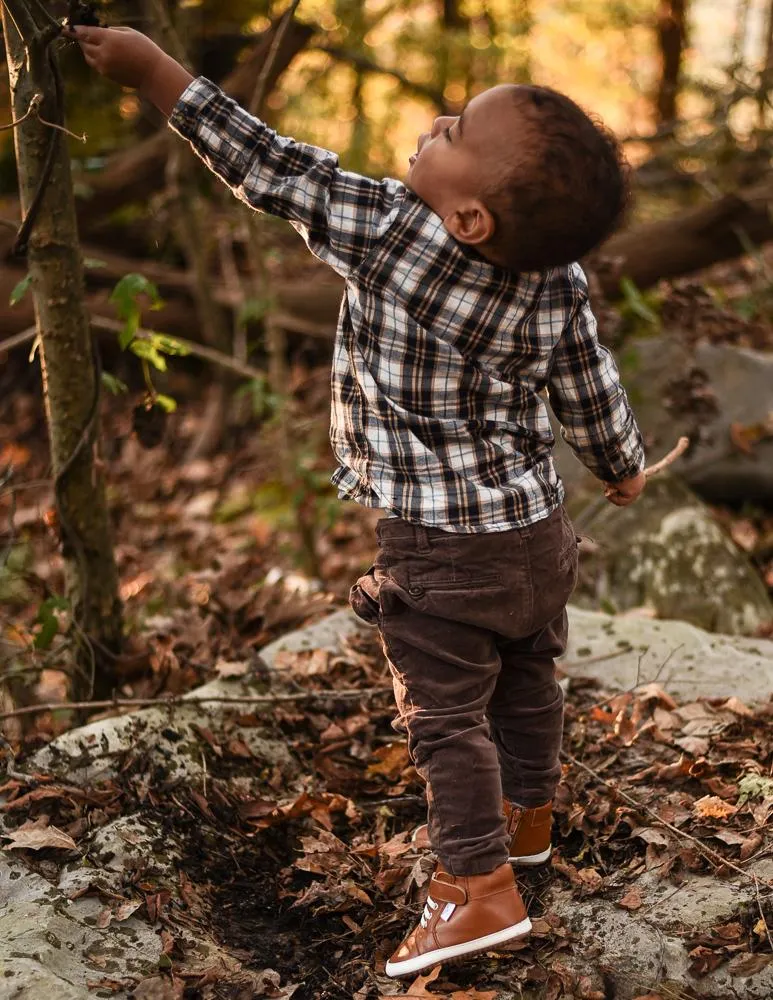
[0,320,266,382]
[754,875,773,950]
[644,436,690,478]
[576,436,691,531]
[0,92,42,130]
[588,643,684,712]
[0,685,393,722]
[560,751,773,888]
[313,43,446,111]
[248,0,303,117]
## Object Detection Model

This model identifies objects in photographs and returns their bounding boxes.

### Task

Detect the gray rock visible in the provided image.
[550,859,773,1000]
[0,857,160,999]
[553,336,773,505]
[564,604,773,702]
[573,475,772,635]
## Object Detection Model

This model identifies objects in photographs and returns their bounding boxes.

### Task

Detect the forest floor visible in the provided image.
[1,624,772,999]
[1,255,773,998]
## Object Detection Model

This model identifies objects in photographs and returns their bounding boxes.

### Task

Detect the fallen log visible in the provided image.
[594,175,773,296]
[0,228,342,344]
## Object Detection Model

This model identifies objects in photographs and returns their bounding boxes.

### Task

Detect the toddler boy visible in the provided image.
[69,23,646,978]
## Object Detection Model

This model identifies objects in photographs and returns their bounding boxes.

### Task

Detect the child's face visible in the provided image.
[405,85,521,252]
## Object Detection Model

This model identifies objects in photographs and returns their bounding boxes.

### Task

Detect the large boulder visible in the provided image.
[563,604,773,702]
[553,335,773,505]
[572,475,772,635]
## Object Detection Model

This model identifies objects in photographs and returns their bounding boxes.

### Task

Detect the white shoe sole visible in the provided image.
[384,916,532,978]
[509,846,551,866]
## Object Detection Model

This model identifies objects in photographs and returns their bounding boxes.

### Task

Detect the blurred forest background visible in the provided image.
[1,0,773,721]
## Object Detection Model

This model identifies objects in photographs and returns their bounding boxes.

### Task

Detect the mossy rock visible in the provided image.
[578,475,772,635]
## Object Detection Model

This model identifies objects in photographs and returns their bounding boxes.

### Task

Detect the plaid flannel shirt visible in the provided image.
[169,78,645,532]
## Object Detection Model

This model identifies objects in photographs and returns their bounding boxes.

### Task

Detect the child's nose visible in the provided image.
[431,115,456,137]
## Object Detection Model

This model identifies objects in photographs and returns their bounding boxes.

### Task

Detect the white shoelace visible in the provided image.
[419,895,456,928]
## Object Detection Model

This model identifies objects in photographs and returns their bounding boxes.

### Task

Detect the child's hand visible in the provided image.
[603,470,646,507]
[65,25,166,93]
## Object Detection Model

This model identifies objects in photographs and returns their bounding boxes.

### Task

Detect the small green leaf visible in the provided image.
[130,338,167,371]
[737,773,773,804]
[10,274,33,307]
[83,258,107,270]
[238,296,274,325]
[34,596,69,651]
[149,333,191,357]
[619,277,659,325]
[109,273,163,320]
[155,393,177,413]
[101,372,128,396]
[118,313,139,350]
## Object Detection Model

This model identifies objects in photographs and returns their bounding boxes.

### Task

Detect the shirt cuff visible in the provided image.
[168,76,222,141]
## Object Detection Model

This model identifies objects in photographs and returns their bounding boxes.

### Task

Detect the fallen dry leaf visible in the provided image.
[727,952,772,976]
[4,819,77,851]
[693,795,737,820]
[379,964,441,998]
[720,695,754,717]
[618,886,643,910]
[368,742,411,779]
[635,683,677,709]
[214,659,250,679]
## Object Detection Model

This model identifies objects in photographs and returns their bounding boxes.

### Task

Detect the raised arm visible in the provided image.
[68,26,404,276]
[66,25,193,116]
[547,266,646,501]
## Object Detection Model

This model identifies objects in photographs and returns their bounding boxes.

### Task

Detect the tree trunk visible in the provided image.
[442,0,466,29]
[655,0,687,125]
[759,0,773,123]
[2,3,122,698]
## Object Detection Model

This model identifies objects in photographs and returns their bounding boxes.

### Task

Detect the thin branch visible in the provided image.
[0,319,267,382]
[0,685,393,722]
[314,42,447,111]
[249,0,303,117]
[35,110,86,142]
[755,875,773,950]
[25,0,61,33]
[0,93,42,131]
[644,435,690,478]
[561,751,773,888]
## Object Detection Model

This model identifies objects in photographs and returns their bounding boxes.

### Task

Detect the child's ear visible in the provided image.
[444,200,496,246]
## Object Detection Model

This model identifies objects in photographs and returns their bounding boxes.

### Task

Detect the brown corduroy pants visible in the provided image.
[350,505,579,876]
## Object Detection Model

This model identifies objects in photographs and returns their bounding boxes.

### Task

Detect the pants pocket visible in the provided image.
[349,565,381,626]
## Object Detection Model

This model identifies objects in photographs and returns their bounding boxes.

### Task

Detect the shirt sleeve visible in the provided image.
[168,77,405,278]
[547,265,646,483]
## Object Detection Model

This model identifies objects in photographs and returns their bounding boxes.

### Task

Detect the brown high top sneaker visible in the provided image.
[385,862,531,978]
[412,800,552,866]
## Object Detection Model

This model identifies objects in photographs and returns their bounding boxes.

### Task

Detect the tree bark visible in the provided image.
[655,0,687,125]
[2,2,121,697]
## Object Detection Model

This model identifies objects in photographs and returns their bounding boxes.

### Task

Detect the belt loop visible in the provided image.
[415,523,431,554]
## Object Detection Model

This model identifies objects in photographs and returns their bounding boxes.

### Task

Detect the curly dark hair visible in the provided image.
[483,86,630,272]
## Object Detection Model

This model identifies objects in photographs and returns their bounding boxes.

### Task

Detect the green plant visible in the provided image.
[618,276,661,334]
[737,773,773,805]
